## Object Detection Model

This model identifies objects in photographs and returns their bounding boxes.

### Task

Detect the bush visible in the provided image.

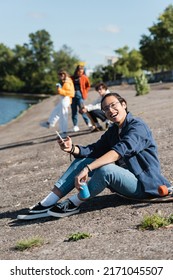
[3,75,25,92]
[135,72,150,96]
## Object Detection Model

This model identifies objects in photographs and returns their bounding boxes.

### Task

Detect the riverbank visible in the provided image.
[0,93,50,126]
[0,91,51,97]
[0,84,173,260]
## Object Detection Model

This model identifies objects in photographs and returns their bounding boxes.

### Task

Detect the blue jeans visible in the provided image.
[54,158,147,199]
[71,90,90,126]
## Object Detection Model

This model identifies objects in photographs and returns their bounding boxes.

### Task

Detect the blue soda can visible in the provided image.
[79,182,90,199]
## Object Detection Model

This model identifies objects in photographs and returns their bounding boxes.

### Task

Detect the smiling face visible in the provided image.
[102,95,127,127]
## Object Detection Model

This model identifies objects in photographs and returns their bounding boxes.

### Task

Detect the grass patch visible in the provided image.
[66,232,91,242]
[14,236,44,251]
[139,213,173,230]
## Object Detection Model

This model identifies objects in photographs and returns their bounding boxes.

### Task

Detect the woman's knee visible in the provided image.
[95,163,116,176]
[87,164,116,196]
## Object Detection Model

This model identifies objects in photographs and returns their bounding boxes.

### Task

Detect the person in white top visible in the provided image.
[80,82,111,132]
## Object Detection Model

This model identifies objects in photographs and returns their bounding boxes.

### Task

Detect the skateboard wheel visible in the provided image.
[158,185,169,196]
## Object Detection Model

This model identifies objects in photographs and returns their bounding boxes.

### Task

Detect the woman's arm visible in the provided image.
[58,79,74,98]
[75,149,121,190]
[87,149,120,171]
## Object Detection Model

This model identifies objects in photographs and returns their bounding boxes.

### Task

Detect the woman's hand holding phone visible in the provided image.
[55,131,72,153]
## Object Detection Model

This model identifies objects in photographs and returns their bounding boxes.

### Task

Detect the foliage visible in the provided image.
[139,213,173,230]
[14,236,44,251]
[114,46,143,78]
[92,4,173,83]
[66,232,91,242]
[140,4,173,71]
[0,31,79,94]
[102,65,116,82]
[91,46,143,85]
[3,75,25,92]
[22,30,55,93]
[0,44,15,88]
[91,65,105,85]
[53,44,79,75]
[135,72,150,96]
[1,4,173,93]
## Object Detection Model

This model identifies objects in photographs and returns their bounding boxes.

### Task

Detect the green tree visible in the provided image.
[24,29,56,93]
[3,75,25,92]
[139,35,159,71]
[0,31,82,94]
[114,46,142,78]
[102,65,116,82]
[12,44,31,91]
[90,65,104,85]
[53,44,79,75]
[91,46,142,85]
[0,44,15,90]
[140,5,173,71]
[11,30,56,93]
[91,46,142,84]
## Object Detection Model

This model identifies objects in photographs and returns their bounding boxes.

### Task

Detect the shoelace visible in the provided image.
[58,200,70,211]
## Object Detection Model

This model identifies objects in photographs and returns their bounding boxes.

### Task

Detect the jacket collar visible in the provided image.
[120,112,133,131]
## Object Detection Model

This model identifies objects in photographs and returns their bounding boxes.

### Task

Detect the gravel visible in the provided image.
[0,83,173,260]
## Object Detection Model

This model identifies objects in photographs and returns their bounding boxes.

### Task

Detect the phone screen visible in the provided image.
[55,131,65,143]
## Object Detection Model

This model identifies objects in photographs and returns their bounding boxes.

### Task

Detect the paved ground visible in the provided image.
[0,83,173,260]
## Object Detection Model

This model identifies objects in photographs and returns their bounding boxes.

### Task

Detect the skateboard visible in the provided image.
[115,185,173,203]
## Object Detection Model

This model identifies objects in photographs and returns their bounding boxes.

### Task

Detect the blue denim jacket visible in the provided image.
[76,112,170,196]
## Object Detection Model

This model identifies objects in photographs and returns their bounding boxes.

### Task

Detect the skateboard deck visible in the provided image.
[115,187,173,203]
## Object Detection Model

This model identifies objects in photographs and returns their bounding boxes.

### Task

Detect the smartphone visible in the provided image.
[55,131,65,144]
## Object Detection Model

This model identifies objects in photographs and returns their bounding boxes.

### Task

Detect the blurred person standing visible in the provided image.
[71,65,92,132]
[47,70,74,137]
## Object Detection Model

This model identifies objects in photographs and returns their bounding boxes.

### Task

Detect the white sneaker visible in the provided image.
[73,126,80,132]
[88,123,92,128]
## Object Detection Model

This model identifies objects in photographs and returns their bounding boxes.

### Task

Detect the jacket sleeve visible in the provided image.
[85,76,90,91]
[111,120,155,158]
[74,129,116,159]
[85,97,102,111]
[85,103,101,111]
[57,80,75,98]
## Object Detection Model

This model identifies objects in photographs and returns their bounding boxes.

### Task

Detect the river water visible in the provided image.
[0,95,43,125]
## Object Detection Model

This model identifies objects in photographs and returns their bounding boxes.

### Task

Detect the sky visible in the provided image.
[0,0,172,69]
